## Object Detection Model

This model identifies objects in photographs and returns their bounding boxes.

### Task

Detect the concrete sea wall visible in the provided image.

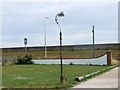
[1,43,120,52]
[1,43,120,65]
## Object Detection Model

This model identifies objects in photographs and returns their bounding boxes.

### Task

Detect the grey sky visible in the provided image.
[1,0,118,48]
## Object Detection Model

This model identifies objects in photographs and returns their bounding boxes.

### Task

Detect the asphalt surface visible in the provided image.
[72,67,118,89]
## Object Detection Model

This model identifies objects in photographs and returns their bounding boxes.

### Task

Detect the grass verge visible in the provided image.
[2,64,112,88]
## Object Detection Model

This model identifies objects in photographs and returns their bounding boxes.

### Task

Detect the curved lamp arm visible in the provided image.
[55,12,64,31]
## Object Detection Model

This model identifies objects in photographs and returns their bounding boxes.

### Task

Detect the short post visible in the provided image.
[107,51,112,65]
[24,38,27,54]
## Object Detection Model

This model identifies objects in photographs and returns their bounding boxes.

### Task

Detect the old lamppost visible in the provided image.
[55,12,65,84]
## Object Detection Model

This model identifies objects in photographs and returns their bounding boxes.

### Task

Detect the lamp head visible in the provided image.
[58,12,64,17]
[46,17,49,19]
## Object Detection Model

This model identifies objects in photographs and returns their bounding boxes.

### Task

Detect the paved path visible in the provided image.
[72,67,118,88]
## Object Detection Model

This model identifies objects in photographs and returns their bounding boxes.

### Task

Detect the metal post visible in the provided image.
[25,44,27,54]
[24,38,27,54]
[59,31,64,83]
[92,26,95,57]
[44,17,48,58]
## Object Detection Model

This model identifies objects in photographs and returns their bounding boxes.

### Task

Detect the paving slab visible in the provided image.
[72,67,118,89]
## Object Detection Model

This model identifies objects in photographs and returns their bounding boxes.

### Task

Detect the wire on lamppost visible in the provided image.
[55,12,65,84]
[44,17,49,58]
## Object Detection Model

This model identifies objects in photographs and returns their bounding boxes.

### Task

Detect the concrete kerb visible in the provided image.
[74,65,118,82]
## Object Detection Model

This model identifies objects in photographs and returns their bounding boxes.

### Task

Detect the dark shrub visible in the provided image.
[16,54,33,64]
[69,62,74,65]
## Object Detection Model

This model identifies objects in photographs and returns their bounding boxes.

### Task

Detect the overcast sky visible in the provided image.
[1,0,118,48]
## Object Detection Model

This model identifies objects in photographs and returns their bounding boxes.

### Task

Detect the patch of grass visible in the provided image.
[2,64,110,88]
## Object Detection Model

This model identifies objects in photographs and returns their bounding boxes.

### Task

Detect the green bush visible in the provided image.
[16,54,33,64]
[69,62,74,65]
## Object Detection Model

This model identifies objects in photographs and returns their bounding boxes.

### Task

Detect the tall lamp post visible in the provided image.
[44,17,49,58]
[92,26,95,58]
[55,12,65,84]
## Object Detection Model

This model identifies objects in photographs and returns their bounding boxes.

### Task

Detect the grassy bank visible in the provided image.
[2,50,119,64]
[2,64,110,88]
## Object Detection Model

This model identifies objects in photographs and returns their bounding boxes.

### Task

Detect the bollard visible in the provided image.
[107,51,112,65]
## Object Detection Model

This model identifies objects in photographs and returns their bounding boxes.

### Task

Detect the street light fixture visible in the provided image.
[55,12,65,84]
[44,17,49,58]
